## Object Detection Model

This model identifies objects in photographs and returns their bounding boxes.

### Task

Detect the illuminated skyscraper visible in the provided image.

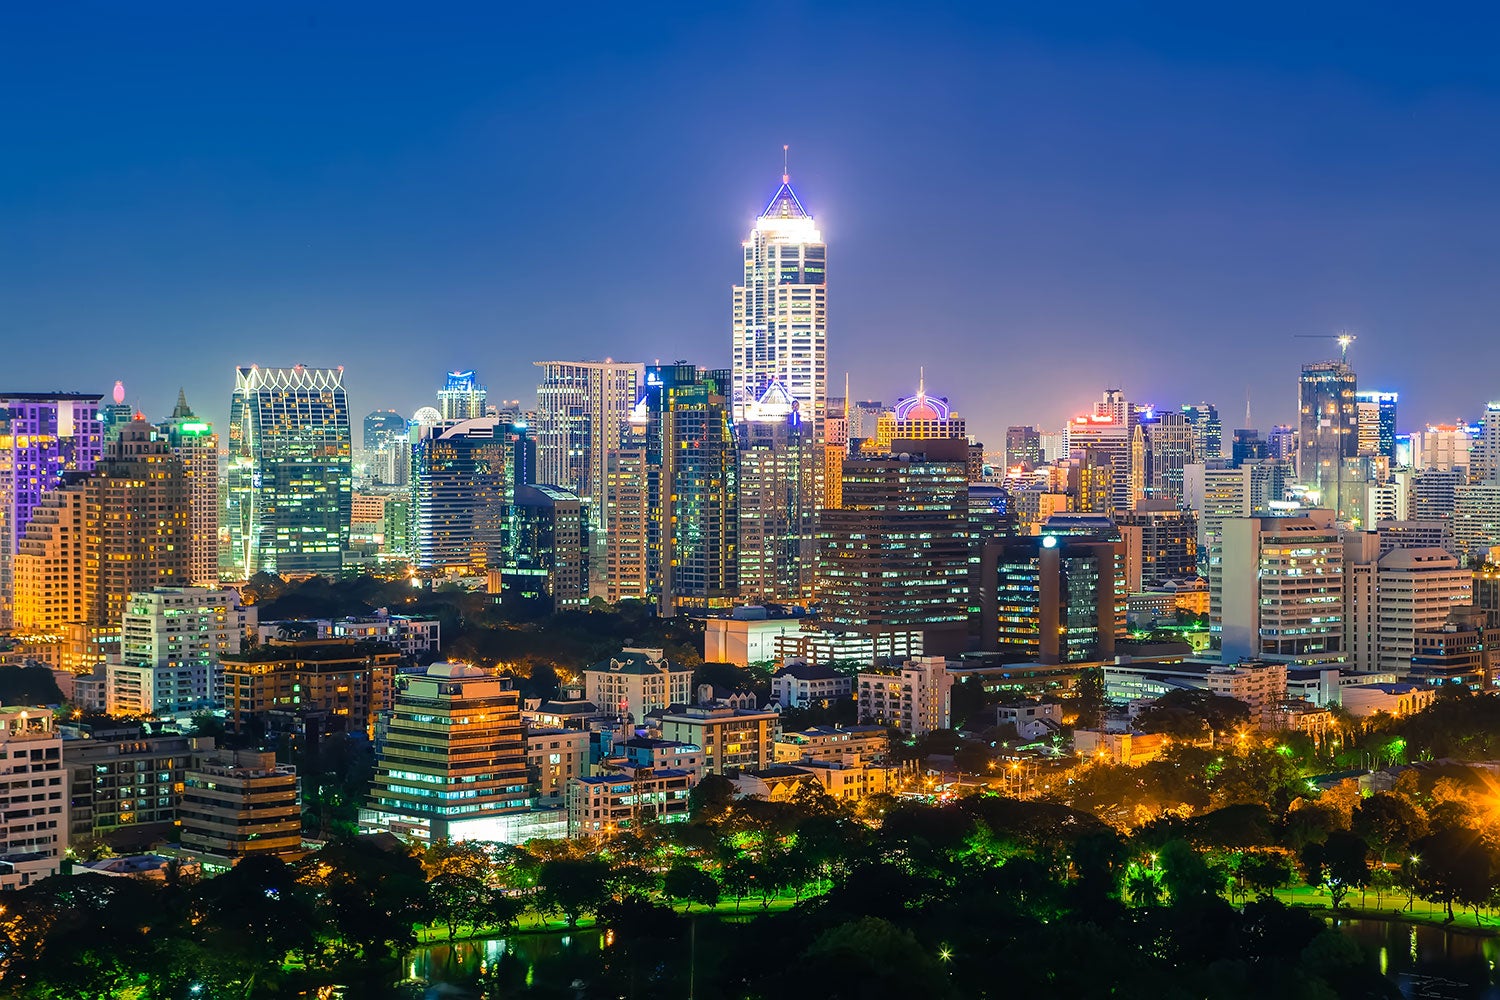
[1297,360,1358,517]
[732,154,827,436]
[1180,403,1223,462]
[437,370,488,422]
[863,381,967,453]
[361,409,410,487]
[1355,390,1398,463]
[603,405,649,603]
[658,368,738,614]
[410,417,530,572]
[1144,410,1195,503]
[225,365,351,579]
[737,382,817,603]
[158,390,220,586]
[0,392,102,629]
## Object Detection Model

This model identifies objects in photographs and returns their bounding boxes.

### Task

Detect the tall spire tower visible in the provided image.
[732,147,828,437]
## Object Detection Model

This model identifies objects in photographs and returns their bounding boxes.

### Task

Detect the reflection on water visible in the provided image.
[400,931,602,998]
[1337,919,1500,999]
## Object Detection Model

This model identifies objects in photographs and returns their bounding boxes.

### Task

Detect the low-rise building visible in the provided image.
[256,613,441,657]
[770,661,853,708]
[567,768,693,838]
[1205,660,1288,730]
[63,726,206,845]
[704,613,808,666]
[790,758,897,801]
[773,725,888,764]
[857,656,952,736]
[220,637,398,737]
[603,737,705,781]
[657,702,779,775]
[1073,729,1167,765]
[525,727,592,806]
[583,647,694,725]
[179,749,302,867]
[1408,607,1500,690]
[0,707,67,890]
[1341,683,1436,718]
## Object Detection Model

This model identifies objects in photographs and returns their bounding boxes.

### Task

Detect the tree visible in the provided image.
[1157,839,1226,902]
[536,857,613,928]
[793,916,954,1000]
[1135,689,1250,738]
[1352,792,1428,864]
[688,773,736,822]
[297,838,431,965]
[663,862,721,911]
[1239,851,1293,898]
[422,841,496,941]
[1409,826,1495,924]
[1299,831,1369,909]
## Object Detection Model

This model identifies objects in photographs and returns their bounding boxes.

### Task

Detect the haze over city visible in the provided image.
[6,3,1500,439]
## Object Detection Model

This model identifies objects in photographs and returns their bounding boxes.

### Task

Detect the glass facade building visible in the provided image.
[410,416,531,572]
[225,366,351,578]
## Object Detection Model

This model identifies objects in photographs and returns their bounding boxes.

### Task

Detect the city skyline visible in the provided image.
[6,6,1500,443]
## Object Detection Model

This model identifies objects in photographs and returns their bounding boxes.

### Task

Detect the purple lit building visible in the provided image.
[0,393,103,629]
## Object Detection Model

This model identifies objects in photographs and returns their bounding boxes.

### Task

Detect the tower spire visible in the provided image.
[918,366,926,397]
[782,144,789,184]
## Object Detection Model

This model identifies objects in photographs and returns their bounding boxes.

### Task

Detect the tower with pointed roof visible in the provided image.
[158,390,221,585]
[733,148,828,439]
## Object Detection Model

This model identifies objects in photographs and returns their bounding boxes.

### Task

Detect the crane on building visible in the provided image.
[1294,332,1357,363]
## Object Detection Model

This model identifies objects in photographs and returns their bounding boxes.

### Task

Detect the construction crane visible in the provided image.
[1294,332,1357,363]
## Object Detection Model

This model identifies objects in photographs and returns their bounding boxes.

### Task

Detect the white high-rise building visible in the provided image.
[107,587,255,716]
[0,708,66,890]
[732,156,827,437]
[1472,402,1500,485]
[533,360,644,529]
[1218,512,1343,664]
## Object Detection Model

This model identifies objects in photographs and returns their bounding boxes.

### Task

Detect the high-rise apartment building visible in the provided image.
[1218,513,1343,663]
[220,637,397,737]
[819,439,970,656]
[978,524,1126,663]
[0,708,67,890]
[14,419,190,671]
[410,416,530,572]
[1344,541,1471,674]
[107,587,254,716]
[158,391,220,586]
[225,366,351,579]
[1471,402,1500,485]
[732,162,827,436]
[737,383,817,603]
[1144,410,1196,503]
[533,360,643,523]
[1454,483,1500,556]
[1115,501,1198,590]
[437,370,488,422]
[363,662,530,843]
[603,411,649,603]
[1297,360,1358,518]
[0,393,102,630]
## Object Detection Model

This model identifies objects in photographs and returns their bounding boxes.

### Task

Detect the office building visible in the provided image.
[1116,501,1197,590]
[1411,467,1465,523]
[1205,661,1288,730]
[819,439,971,656]
[225,365,351,578]
[1409,607,1500,689]
[657,368,738,613]
[0,393,102,630]
[1065,410,1139,513]
[863,382,967,453]
[583,647,694,725]
[736,382,817,603]
[0,708,66,889]
[106,588,254,716]
[979,525,1126,664]
[1231,429,1266,467]
[1297,360,1358,518]
[1145,410,1196,502]
[1410,424,1472,473]
[822,395,849,508]
[1006,425,1043,472]
[658,702,780,775]
[602,413,649,602]
[180,749,302,865]
[1218,513,1343,662]
[856,656,953,736]
[506,484,589,608]
[14,418,190,671]
[437,370,488,422]
[1181,403,1223,462]
[220,636,397,736]
[1345,537,1471,674]
[532,361,643,533]
[360,409,410,488]
[1454,484,1500,555]
[1378,519,1455,556]
[410,416,529,572]
[157,391,220,586]
[525,727,592,806]
[568,766,694,838]
[732,159,828,437]
[1355,391,1398,461]
[1472,402,1500,485]
[100,381,133,443]
[362,663,529,844]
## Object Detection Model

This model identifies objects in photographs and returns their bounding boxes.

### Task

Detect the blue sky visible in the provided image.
[3,2,1500,443]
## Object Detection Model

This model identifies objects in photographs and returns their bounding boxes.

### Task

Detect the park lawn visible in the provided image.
[413,892,805,944]
[1268,883,1500,933]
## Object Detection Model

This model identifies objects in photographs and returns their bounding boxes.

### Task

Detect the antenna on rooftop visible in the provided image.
[783,144,789,184]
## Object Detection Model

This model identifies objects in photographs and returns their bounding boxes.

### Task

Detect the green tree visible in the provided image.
[1157,839,1226,902]
[1299,831,1369,909]
[1352,792,1428,864]
[1409,826,1495,924]
[663,862,721,911]
[422,841,496,940]
[536,857,613,928]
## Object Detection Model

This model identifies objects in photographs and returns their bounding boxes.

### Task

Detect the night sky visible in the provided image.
[4,3,1500,446]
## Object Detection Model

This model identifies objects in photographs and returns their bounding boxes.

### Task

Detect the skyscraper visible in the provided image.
[732,156,827,436]
[1180,403,1223,462]
[436,370,488,422]
[819,439,971,656]
[1144,410,1195,503]
[158,390,220,586]
[1471,402,1500,485]
[361,409,410,487]
[736,382,817,603]
[225,365,351,579]
[0,392,102,629]
[1355,390,1398,463]
[1297,360,1358,517]
[410,416,530,572]
[658,368,738,613]
[1005,426,1043,472]
[14,417,190,670]
[533,360,644,583]
[506,484,590,608]
[603,405,649,603]
[863,381,967,453]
